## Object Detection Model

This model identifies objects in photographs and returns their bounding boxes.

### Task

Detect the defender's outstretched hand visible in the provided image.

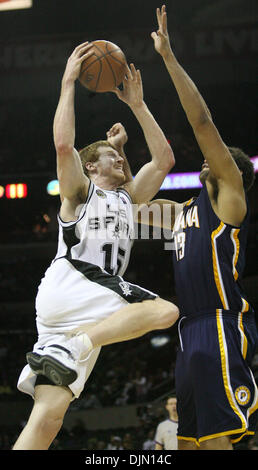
[151,5,172,59]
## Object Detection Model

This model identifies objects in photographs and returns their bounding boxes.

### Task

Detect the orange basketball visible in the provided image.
[79,40,127,93]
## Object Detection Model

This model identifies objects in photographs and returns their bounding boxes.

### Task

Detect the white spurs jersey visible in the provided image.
[54,181,134,276]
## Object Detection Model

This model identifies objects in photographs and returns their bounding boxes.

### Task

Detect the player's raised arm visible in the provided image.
[112,63,175,204]
[54,42,94,204]
[151,5,247,225]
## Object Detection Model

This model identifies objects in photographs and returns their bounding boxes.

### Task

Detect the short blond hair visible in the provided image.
[79,140,112,176]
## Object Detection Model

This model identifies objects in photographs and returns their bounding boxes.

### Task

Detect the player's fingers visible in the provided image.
[79,49,95,63]
[136,69,142,83]
[125,63,133,80]
[156,7,161,27]
[108,124,119,135]
[161,6,168,33]
[107,124,115,134]
[130,63,137,79]
[73,41,90,55]
[107,126,114,136]
[151,32,158,41]
[113,123,122,132]
[77,42,94,58]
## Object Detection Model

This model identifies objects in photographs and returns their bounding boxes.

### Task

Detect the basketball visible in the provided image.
[79,40,127,93]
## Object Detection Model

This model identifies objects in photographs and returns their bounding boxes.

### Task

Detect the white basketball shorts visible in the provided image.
[17,257,157,399]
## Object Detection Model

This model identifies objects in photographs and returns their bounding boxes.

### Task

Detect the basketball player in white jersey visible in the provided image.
[13,42,179,449]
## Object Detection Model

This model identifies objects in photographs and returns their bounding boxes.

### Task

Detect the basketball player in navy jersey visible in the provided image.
[150,5,258,450]
[13,41,179,450]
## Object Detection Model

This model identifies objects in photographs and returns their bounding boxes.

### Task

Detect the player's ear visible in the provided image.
[85,161,97,173]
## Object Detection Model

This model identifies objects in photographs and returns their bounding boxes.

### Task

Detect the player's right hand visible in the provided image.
[112,63,144,110]
[151,5,172,59]
[63,42,95,83]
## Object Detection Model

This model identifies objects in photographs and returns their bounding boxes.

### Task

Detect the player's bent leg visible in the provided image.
[199,436,232,450]
[79,296,179,348]
[12,384,72,450]
[27,298,179,387]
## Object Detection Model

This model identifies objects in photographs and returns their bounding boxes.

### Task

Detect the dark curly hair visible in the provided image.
[228,147,255,192]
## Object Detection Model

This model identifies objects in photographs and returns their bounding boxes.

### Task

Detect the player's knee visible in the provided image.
[154,298,179,329]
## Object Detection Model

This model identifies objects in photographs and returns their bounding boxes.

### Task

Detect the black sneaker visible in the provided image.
[26,344,78,386]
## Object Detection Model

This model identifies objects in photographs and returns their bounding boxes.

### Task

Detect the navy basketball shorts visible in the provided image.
[175,309,258,446]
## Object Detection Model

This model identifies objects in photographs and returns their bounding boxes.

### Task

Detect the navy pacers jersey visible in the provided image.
[172,183,252,317]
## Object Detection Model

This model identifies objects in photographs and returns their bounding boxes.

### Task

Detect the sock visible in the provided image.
[77,333,93,359]
[77,333,93,353]
[68,331,94,361]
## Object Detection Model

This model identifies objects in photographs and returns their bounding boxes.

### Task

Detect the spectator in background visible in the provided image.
[142,429,156,450]
[85,437,98,450]
[106,435,124,450]
[96,440,106,450]
[122,432,135,450]
[155,396,178,450]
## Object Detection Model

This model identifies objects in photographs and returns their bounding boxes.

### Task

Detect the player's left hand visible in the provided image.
[112,63,144,109]
[106,123,128,149]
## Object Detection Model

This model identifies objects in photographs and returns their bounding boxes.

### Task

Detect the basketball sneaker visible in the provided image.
[26,344,78,386]
[26,333,93,386]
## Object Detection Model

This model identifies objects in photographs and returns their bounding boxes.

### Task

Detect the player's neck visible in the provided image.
[90,175,120,191]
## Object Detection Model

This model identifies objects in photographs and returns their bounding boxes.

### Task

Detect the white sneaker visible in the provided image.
[26,344,78,386]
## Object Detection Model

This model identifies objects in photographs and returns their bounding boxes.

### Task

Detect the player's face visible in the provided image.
[96,146,125,184]
[199,160,210,184]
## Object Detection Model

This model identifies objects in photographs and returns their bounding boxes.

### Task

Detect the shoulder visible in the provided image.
[120,182,135,203]
[118,186,133,203]
[205,180,247,227]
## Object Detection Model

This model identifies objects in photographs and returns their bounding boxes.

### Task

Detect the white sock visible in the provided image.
[77,333,93,361]
[77,333,93,352]
[67,331,94,361]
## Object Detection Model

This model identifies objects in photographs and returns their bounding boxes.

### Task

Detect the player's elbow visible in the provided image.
[158,145,175,172]
[55,143,74,158]
[167,146,176,170]
[192,113,213,133]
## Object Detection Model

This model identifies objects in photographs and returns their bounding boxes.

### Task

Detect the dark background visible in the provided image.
[0,0,257,450]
